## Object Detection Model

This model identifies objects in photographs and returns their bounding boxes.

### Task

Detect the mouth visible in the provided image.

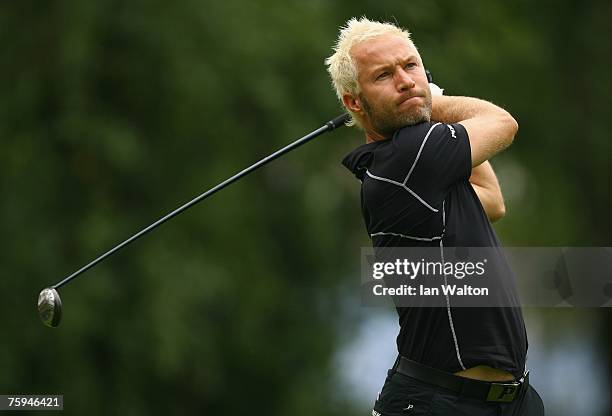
[397,95,422,107]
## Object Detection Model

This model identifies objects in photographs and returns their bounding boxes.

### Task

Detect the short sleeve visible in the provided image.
[405,122,471,192]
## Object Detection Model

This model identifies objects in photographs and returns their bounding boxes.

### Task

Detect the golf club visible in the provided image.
[38,113,350,327]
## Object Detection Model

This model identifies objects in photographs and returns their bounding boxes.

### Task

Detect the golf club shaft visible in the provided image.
[53,113,350,290]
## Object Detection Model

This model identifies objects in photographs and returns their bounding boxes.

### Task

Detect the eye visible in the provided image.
[404,62,417,70]
[376,72,390,81]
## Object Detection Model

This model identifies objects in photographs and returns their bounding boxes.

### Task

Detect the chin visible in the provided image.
[408,107,432,124]
[400,112,430,126]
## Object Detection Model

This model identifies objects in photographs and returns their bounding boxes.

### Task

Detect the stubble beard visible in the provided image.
[361,92,432,137]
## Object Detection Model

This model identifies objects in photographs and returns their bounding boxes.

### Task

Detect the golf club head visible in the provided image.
[38,288,62,328]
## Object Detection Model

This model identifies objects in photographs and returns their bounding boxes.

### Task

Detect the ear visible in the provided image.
[343,93,363,115]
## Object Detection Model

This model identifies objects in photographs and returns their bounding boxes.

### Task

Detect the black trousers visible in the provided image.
[373,369,545,416]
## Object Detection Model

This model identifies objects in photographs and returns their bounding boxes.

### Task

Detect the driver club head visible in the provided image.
[38,288,62,328]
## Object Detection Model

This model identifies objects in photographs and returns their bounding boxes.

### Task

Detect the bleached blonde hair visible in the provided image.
[325,17,415,127]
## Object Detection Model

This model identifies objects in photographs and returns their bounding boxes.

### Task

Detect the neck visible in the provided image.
[364,126,387,144]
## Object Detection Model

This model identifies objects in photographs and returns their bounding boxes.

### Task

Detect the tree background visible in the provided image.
[1,1,610,415]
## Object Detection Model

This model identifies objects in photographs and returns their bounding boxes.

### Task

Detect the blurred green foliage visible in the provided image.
[1,0,610,415]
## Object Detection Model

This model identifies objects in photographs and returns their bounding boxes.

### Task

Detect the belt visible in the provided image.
[393,356,528,403]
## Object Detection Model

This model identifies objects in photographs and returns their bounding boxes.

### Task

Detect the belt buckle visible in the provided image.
[486,381,521,402]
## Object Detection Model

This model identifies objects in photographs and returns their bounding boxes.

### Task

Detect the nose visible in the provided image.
[395,67,416,92]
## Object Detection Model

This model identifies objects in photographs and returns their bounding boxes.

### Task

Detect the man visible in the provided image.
[326,18,545,415]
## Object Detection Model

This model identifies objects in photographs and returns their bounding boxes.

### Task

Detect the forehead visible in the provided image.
[351,34,419,73]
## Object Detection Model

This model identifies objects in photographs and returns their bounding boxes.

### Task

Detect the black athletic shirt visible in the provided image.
[342,121,528,379]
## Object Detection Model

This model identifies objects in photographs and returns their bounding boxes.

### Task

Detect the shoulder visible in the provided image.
[394,121,442,138]
[393,122,446,149]
[395,122,469,152]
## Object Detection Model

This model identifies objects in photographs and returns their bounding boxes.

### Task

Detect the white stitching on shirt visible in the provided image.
[370,231,442,241]
[364,123,444,213]
[365,170,439,213]
[404,123,442,183]
[439,202,466,371]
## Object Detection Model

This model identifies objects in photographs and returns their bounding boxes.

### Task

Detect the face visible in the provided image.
[345,34,432,137]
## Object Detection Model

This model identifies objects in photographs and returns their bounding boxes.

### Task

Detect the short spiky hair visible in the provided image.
[325,17,415,126]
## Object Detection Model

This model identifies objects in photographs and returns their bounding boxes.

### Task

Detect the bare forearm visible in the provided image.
[431,96,518,167]
[470,161,505,222]
[431,96,510,124]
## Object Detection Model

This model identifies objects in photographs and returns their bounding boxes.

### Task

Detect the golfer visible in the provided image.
[326,18,544,415]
